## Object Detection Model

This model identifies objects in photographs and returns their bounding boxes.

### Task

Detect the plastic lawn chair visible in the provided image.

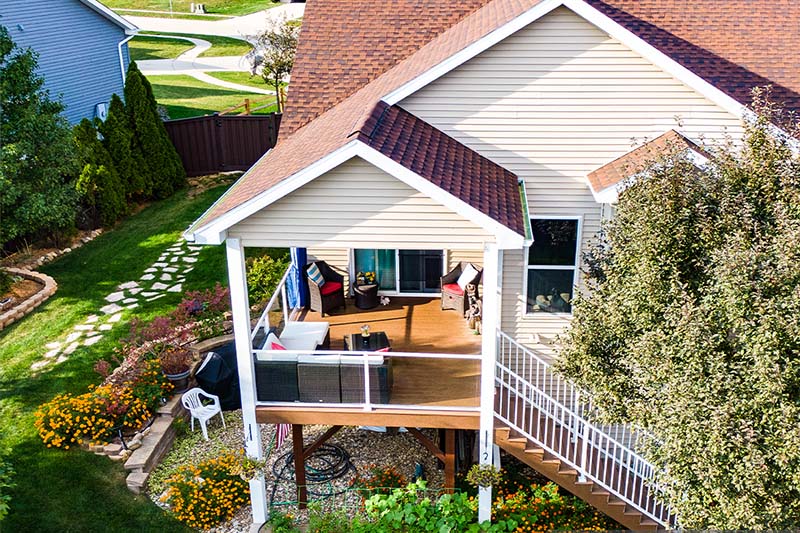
[181,387,225,440]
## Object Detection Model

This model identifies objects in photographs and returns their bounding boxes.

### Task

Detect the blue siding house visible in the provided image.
[1,0,138,124]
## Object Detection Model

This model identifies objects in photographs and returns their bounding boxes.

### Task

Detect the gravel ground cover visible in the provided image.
[149,411,447,531]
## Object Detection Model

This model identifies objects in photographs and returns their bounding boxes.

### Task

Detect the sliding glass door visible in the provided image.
[354,249,443,294]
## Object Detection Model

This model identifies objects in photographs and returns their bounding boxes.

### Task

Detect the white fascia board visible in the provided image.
[188,141,362,244]
[80,0,139,32]
[383,0,563,105]
[355,144,525,250]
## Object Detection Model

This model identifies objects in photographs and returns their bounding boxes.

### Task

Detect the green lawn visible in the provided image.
[139,31,252,58]
[206,71,281,91]
[107,0,281,17]
[129,35,195,61]
[0,187,232,532]
[148,74,277,119]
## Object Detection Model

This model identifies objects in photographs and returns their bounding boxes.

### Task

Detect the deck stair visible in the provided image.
[493,331,673,530]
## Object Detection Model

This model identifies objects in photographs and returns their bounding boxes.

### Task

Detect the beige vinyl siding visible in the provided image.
[446,250,483,272]
[230,157,493,249]
[400,6,743,347]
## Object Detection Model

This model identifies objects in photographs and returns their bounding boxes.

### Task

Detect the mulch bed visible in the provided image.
[1,277,43,310]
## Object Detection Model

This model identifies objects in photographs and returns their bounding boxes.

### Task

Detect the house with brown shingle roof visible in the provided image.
[184,0,799,529]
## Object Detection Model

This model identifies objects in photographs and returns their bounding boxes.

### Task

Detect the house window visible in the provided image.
[526,218,579,314]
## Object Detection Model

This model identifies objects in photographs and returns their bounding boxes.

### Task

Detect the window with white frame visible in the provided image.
[526,218,579,314]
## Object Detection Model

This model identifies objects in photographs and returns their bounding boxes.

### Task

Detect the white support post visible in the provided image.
[226,238,267,528]
[478,242,499,523]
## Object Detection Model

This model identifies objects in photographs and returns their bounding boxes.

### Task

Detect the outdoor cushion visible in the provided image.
[307,262,325,287]
[298,354,341,364]
[320,281,342,296]
[255,351,298,363]
[442,283,464,295]
[457,263,480,290]
[265,332,286,350]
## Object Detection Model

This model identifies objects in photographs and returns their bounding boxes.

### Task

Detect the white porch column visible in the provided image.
[478,242,500,523]
[225,237,267,528]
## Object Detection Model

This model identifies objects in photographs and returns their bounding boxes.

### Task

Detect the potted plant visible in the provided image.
[159,345,192,393]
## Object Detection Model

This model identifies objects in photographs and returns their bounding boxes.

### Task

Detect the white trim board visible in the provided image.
[79,0,139,33]
[384,0,748,121]
[188,141,525,249]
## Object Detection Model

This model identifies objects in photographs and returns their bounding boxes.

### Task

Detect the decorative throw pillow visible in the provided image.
[265,332,286,350]
[457,263,479,290]
[307,263,326,287]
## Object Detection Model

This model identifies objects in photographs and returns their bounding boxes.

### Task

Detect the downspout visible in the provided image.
[117,31,137,85]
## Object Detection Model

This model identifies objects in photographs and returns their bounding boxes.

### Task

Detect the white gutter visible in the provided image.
[117,32,137,85]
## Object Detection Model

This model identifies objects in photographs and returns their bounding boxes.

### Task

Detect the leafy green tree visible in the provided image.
[73,119,126,227]
[253,16,299,112]
[0,25,77,247]
[124,62,185,199]
[98,94,146,200]
[558,93,800,528]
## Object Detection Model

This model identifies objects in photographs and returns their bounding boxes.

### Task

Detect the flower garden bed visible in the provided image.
[0,268,57,330]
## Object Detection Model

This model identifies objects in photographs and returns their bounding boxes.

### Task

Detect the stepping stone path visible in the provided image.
[31,239,203,371]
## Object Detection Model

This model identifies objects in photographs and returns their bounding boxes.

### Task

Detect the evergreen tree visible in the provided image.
[73,119,126,227]
[123,62,185,199]
[0,26,77,247]
[98,93,145,200]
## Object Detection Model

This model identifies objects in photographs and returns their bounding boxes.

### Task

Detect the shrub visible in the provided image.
[0,270,11,295]
[124,62,185,199]
[73,118,126,227]
[98,93,147,201]
[492,482,617,532]
[161,453,249,529]
[246,254,289,306]
[0,454,14,523]
[172,283,230,341]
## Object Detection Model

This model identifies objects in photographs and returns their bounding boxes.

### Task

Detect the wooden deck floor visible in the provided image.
[256,297,482,429]
[295,296,482,354]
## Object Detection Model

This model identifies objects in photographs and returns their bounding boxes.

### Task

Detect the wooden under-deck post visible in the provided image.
[226,237,267,528]
[444,429,456,492]
[478,242,500,523]
[292,424,307,509]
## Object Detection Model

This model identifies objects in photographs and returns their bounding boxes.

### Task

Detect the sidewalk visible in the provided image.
[126,3,304,39]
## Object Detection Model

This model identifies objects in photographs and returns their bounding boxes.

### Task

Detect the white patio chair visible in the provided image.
[181,387,225,440]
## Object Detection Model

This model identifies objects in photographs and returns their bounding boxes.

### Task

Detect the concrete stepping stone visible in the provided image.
[108,313,123,323]
[141,291,158,297]
[167,283,183,293]
[129,288,143,295]
[177,277,186,283]
[74,324,95,331]
[56,355,68,364]
[127,303,139,310]
[172,250,185,255]
[123,298,138,304]
[182,256,198,263]
[147,294,166,302]
[105,291,125,303]
[84,336,103,347]
[86,315,99,323]
[151,282,169,290]
[170,257,180,263]
[44,349,60,359]
[45,342,61,350]
[183,267,194,274]
[140,274,155,281]
[144,267,158,273]
[153,262,168,268]
[99,324,113,331]
[163,267,178,273]
[63,342,80,355]
[118,281,139,290]
[66,332,82,343]
[31,360,50,371]
[101,303,123,315]
[160,273,172,281]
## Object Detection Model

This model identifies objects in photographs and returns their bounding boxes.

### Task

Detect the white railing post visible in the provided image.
[225,237,267,527]
[479,242,499,523]
[280,282,289,325]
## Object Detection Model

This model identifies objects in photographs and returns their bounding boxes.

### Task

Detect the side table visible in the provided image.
[353,283,379,309]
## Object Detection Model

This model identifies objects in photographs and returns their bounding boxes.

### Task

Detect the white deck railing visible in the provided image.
[495,330,673,526]
[250,264,293,342]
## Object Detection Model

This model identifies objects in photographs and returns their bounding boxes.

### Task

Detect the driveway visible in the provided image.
[126,3,305,39]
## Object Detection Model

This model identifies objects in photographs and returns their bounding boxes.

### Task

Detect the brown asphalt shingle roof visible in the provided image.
[190,0,800,236]
[587,130,707,193]
[358,102,525,236]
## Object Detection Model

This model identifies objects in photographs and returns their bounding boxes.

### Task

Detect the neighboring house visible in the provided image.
[1,0,138,124]
[185,0,800,529]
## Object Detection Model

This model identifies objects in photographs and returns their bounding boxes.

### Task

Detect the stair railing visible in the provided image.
[495,330,673,526]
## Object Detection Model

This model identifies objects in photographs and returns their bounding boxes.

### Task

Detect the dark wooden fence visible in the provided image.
[163,113,281,176]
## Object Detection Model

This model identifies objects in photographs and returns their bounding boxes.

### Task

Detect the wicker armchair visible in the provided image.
[441,262,482,315]
[305,261,346,316]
